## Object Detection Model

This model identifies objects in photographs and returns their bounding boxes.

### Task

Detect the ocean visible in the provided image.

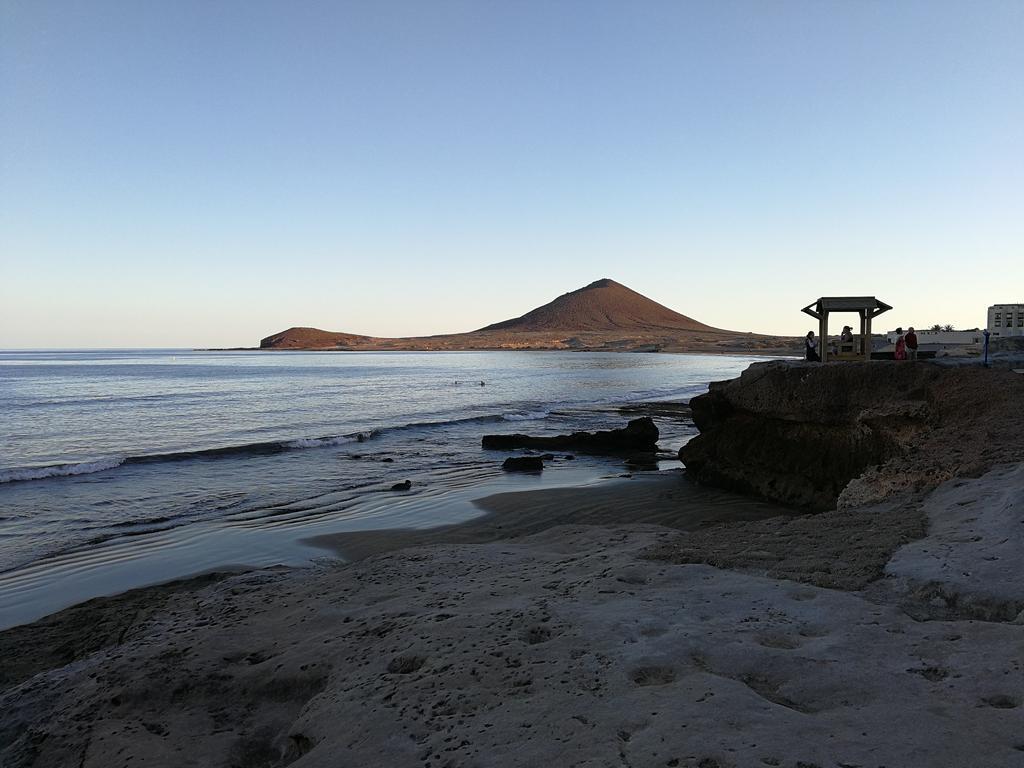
[0,349,760,628]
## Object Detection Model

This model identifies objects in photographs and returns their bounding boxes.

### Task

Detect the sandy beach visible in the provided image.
[307,472,792,562]
[3,466,1023,767]
[3,361,1023,768]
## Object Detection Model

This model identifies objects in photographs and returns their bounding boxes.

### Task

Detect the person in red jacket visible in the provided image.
[894,327,907,361]
[905,327,919,361]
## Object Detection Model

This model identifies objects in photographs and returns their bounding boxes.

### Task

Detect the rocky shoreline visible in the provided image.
[681,360,1024,510]
[2,361,1023,767]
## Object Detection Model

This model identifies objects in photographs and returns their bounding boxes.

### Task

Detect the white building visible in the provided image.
[988,304,1024,337]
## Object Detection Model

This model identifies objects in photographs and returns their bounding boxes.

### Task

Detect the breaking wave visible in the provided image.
[0,457,126,484]
[282,435,364,449]
[502,410,550,421]
[0,409,551,485]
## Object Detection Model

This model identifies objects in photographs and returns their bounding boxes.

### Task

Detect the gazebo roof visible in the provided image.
[801,296,892,320]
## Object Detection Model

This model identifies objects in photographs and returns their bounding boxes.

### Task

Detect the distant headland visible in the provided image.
[257,279,800,355]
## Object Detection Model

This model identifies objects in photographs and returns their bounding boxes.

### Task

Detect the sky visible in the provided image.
[2,0,1022,347]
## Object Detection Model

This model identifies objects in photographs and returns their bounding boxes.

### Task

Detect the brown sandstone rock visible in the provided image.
[680,361,1024,511]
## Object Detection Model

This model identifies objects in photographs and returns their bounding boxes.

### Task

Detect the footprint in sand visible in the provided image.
[639,624,668,637]
[631,666,677,686]
[525,626,553,645]
[982,694,1020,709]
[386,655,427,674]
[797,625,830,638]
[755,633,802,650]
[907,666,949,682]
[788,589,818,602]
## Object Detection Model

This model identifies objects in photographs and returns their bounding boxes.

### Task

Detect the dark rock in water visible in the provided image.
[502,456,544,472]
[380,457,394,463]
[538,453,555,460]
[483,417,658,454]
[563,455,575,460]
[390,480,412,491]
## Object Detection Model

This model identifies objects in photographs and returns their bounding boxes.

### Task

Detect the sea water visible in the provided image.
[0,349,760,627]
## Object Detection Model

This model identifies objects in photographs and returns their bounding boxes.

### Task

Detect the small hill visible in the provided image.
[259,327,372,349]
[476,279,720,333]
[255,279,798,354]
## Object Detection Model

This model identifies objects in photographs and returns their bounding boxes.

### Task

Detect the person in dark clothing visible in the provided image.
[805,331,820,362]
[905,327,919,361]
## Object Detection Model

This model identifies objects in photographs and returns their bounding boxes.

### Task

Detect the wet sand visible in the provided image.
[0,472,788,693]
[306,471,795,562]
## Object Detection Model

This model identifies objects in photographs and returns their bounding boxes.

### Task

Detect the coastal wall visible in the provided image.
[680,360,1024,510]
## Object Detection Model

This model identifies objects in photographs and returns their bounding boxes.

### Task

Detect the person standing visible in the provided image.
[894,327,907,361]
[805,331,821,362]
[905,327,918,361]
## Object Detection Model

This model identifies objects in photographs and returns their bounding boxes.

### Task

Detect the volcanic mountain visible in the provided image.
[258,327,372,349]
[258,279,796,354]
[477,279,719,333]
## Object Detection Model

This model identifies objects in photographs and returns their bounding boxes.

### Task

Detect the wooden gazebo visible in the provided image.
[801,296,892,362]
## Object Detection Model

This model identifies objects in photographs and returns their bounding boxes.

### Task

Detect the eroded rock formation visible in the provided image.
[680,360,1024,511]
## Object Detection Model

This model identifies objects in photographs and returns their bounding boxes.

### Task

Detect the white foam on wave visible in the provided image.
[0,457,126,484]
[502,411,550,422]
[282,435,364,449]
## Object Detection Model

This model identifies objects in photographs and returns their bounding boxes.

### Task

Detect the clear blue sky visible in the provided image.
[2,0,1021,347]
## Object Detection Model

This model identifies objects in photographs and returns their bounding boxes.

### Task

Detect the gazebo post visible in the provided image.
[819,313,828,362]
[864,313,873,361]
[859,311,867,358]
